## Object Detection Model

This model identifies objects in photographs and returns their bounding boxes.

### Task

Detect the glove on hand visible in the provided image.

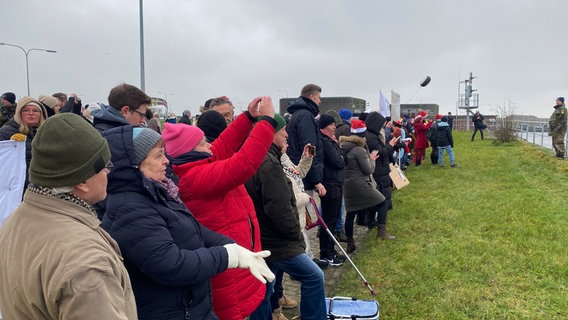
[224,243,275,284]
[10,133,26,141]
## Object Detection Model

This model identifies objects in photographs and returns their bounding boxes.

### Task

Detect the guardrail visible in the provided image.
[515,121,567,155]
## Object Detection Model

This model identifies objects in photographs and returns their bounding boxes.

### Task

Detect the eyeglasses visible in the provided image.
[131,109,146,119]
[103,160,113,173]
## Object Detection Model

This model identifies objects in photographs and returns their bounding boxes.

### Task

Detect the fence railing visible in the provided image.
[515,121,567,155]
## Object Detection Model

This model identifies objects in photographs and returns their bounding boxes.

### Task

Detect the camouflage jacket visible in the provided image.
[0,104,16,127]
[549,104,567,136]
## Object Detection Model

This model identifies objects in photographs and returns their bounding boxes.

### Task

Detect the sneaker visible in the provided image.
[278,295,298,309]
[334,253,347,263]
[313,258,329,269]
[321,255,343,267]
[450,163,458,167]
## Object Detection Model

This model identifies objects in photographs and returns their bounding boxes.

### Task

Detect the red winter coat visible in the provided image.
[172,113,274,320]
[414,120,432,149]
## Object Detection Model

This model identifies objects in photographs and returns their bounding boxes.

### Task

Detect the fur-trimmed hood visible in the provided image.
[339,134,366,153]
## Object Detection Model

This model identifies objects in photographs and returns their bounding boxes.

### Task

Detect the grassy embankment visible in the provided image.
[335,131,568,319]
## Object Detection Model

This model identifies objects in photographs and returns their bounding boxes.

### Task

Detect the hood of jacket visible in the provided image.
[101,125,161,199]
[286,96,320,117]
[365,112,386,135]
[91,104,130,126]
[339,135,366,153]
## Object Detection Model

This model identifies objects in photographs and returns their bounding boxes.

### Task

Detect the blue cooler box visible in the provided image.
[326,297,380,319]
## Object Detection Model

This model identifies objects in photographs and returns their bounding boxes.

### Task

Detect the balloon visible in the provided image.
[420,76,431,87]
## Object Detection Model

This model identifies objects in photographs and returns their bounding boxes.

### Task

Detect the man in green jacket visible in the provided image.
[549,97,567,159]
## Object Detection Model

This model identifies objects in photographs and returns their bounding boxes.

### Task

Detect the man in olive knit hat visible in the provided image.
[0,113,137,319]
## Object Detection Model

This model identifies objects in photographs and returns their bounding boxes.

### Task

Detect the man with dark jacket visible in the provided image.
[549,97,567,159]
[245,114,326,320]
[0,92,17,127]
[286,84,327,206]
[317,114,346,266]
[437,115,457,167]
[178,110,192,125]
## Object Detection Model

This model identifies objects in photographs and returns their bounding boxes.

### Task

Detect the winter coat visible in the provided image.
[472,113,485,129]
[548,104,567,137]
[245,144,306,261]
[178,114,192,125]
[91,104,130,132]
[436,122,454,147]
[0,104,16,127]
[0,190,137,319]
[286,97,324,190]
[101,125,233,320]
[413,120,432,149]
[321,133,345,185]
[281,153,313,230]
[365,112,393,205]
[170,112,276,320]
[339,135,385,213]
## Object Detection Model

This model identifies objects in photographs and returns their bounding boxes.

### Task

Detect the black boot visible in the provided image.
[346,237,356,253]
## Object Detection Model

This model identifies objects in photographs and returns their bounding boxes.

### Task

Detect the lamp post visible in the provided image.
[0,42,57,96]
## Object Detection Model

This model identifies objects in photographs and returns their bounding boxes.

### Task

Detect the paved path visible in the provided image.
[281,224,371,318]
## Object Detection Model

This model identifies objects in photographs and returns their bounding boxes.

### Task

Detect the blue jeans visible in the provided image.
[438,145,455,166]
[265,253,326,320]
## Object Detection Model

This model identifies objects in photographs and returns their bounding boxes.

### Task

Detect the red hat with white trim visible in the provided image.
[350,119,367,137]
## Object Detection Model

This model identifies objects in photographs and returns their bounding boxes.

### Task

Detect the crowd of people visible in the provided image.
[2,83,563,320]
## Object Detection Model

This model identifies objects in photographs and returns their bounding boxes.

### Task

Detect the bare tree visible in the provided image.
[491,99,518,143]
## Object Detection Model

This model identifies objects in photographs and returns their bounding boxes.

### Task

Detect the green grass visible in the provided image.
[335,131,568,319]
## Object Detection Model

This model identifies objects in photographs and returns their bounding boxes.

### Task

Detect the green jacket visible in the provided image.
[0,104,16,127]
[549,104,567,137]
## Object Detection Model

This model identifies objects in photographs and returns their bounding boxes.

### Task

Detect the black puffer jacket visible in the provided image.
[321,134,345,185]
[436,122,453,147]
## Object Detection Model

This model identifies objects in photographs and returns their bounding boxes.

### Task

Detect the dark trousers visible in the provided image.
[319,184,342,258]
[471,127,484,140]
[345,209,367,238]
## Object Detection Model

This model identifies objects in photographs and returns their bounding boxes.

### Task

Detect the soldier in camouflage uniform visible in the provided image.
[0,92,17,127]
[548,97,567,159]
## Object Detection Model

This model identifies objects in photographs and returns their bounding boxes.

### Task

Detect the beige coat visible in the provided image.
[0,190,137,320]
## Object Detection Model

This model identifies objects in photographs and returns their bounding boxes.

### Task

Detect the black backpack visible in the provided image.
[427,122,438,143]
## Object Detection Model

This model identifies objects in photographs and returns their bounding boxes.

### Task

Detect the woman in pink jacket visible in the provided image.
[413,112,433,166]
[162,97,277,320]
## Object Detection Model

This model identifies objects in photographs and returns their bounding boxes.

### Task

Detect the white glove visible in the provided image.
[224,243,275,284]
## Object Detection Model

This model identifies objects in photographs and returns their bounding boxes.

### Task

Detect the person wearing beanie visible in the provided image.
[365,111,399,240]
[549,97,567,159]
[245,110,327,320]
[0,113,137,319]
[338,108,353,122]
[334,109,352,139]
[101,124,275,320]
[0,92,17,127]
[161,96,279,320]
[325,109,343,126]
[91,83,152,133]
[317,111,346,266]
[197,109,228,142]
[0,96,49,193]
[339,117,384,252]
[178,109,192,125]
[413,111,433,166]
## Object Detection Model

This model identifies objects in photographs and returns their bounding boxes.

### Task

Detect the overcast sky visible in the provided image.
[1,0,567,118]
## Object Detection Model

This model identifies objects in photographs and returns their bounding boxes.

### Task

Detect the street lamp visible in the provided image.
[0,42,57,96]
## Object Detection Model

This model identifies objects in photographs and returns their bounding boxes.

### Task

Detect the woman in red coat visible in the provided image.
[162,97,278,320]
[413,112,433,166]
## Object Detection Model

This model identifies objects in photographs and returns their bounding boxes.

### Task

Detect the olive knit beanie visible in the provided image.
[132,127,162,165]
[274,114,286,132]
[30,113,111,187]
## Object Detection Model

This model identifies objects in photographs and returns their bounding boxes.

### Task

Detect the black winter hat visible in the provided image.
[319,114,336,129]
[197,110,227,142]
[1,92,16,104]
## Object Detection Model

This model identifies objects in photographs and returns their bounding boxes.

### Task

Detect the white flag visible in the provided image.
[0,140,26,226]
[379,90,390,117]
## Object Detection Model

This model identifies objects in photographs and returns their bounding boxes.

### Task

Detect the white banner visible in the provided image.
[379,90,390,117]
[0,140,26,226]
[391,90,401,120]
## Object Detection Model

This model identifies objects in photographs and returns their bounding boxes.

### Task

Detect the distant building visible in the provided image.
[279,97,366,116]
[398,104,440,118]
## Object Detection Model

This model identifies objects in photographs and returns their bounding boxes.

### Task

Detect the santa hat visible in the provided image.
[435,114,442,120]
[350,119,367,137]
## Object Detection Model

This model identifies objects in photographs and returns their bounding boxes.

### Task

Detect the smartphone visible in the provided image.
[307,145,316,156]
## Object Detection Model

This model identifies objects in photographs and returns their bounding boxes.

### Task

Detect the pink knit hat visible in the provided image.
[162,123,205,158]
